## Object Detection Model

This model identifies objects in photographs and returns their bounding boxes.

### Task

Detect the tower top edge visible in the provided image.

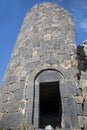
[27,2,72,18]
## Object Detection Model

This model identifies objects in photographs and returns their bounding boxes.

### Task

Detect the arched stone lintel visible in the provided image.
[29,65,66,83]
[34,69,64,85]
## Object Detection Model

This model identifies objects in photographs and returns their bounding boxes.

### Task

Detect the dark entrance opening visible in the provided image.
[39,81,62,129]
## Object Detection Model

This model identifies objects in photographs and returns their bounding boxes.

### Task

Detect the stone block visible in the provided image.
[0,93,8,102]
[71,59,77,67]
[64,54,71,60]
[80,79,87,89]
[60,82,68,98]
[27,57,40,63]
[78,116,83,128]
[67,67,78,79]
[26,100,33,127]
[60,81,77,98]
[0,103,7,113]
[77,104,83,115]
[26,86,33,100]
[4,75,17,85]
[67,81,77,96]
[8,92,14,101]
[62,98,72,128]
[44,34,51,41]
[84,98,87,115]
[74,129,81,130]
[8,81,24,93]
[84,116,87,130]
[59,128,73,130]
[46,57,59,65]
[62,60,71,69]
[81,71,87,79]
[83,87,87,97]
[11,80,25,92]
[32,50,38,57]
[0,112,23,129]
[7,101,21,112]
[34,100,39,128]
[77,88,82,96]
[14,89,24,100]
[75,96,83,104]
[67,96,77,127]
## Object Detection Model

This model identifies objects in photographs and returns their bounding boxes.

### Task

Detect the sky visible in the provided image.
[0,0,87,86]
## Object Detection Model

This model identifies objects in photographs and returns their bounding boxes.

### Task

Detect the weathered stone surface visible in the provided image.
[75,96,83,104]
[78,116,83,128]
[84,98,87,115]
[0,93,8,102]
[62,98,72,128]
[67,97,77,127]
[26,85,33,100]
[14,89,24,100]
[3,75,17,86]
[0,103,7,113]
[60,81,77,98]
[84,116,87,130]
[7,101,22,112]
[0,112,23,129]
[26,100,33,127]
[0,2,86,130]
[83,87,87,97]
[77,104,83,115]
[80,79,87,89]
[60,82,68,98]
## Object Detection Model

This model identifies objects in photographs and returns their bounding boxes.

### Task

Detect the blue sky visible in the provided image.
[0,0,87,86]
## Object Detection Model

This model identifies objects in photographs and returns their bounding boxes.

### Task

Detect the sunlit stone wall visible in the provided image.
[0,2,86,130]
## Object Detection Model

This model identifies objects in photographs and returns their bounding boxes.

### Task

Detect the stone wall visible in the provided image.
[0,2,87,130]
[76,41,87,130]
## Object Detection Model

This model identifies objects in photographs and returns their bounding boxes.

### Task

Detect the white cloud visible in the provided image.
[80,18,87,32]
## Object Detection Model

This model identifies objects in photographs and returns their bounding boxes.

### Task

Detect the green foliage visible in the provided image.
[0,124,4,130]
[28,124,35,130]
[20,120,27,130]
[55,127,60,130]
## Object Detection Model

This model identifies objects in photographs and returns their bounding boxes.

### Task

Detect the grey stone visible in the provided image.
[84,116,87,130]
[84,99,87,115]
[14,89,24,100]
[62,98,72,128]
[26,86,33,100]
[0,112,23,129]
[67,96,78,127]
[64,54,71,60]
[60,81,77,98]
[77,104,83,115]
[66,81,77,96]
[0,102,7,113]
[7,101,21,112]
[60,82,68,98]
[26,100,33,128]
[0,2,85,130]
[3,75,17,85]
[0,93,8,102]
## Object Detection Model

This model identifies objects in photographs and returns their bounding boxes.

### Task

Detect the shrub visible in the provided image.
[20,120,27,130]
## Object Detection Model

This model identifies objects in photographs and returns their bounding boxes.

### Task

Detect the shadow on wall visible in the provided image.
[77,41,87,80]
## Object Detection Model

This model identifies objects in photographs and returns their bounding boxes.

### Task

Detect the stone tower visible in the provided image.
[0,2,87,130]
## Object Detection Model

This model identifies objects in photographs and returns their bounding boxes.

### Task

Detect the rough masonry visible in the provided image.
[0,2,87,130]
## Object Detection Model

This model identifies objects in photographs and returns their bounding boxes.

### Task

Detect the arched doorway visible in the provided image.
[39,81,62,128]
[33,69,63,129]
